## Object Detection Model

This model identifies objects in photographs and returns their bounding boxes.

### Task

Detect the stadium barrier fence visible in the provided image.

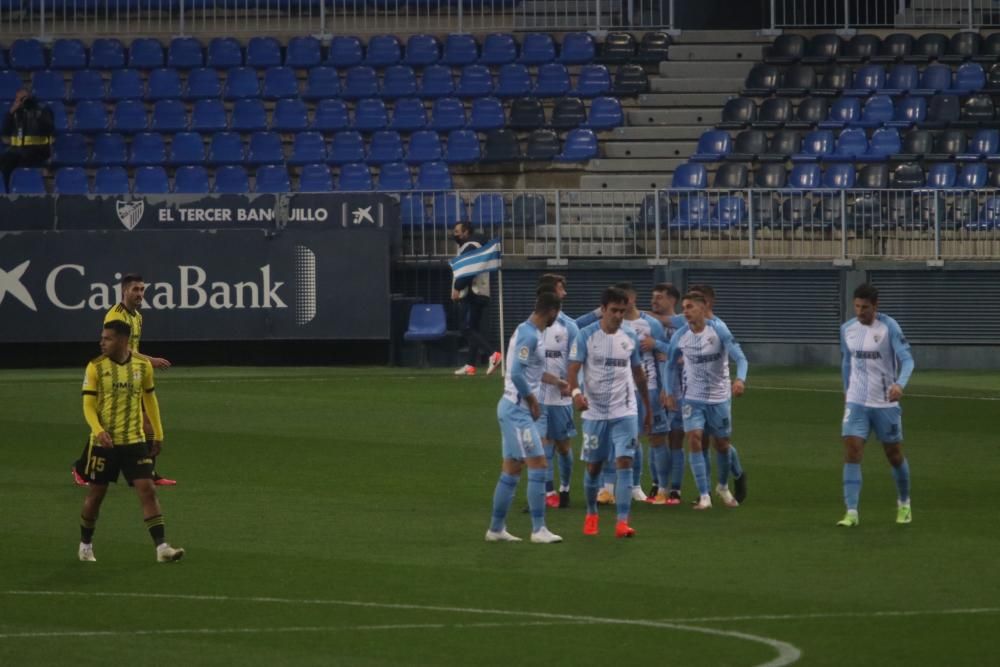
[769,0,1000,32]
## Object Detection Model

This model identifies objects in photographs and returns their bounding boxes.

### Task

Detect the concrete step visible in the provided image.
[581,173,674,190]
[627,107,720,126]
[658,60,757,79]
[650,77,745,93]
[587,157,684,173]
[638,91,734,108]
[611,125,707,140]
[668,44,765,62]
[602,141,697,159]
[537,223,636,238]
[524,240,632,257]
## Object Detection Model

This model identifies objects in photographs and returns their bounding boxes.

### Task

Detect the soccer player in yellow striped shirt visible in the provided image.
[77,320,184,563]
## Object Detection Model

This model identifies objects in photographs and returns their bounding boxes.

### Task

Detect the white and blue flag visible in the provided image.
[449,238,502,280]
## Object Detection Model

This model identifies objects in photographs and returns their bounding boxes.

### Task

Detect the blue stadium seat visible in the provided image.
[406,129,443,165]
[353,98,388,132]
[366,34,402,68]
[419,64,455,98]
[366,130,404,165]
[818,96,861,128]
[519,33,556,65]
[534,63,571,97]
[712,196,747,229]
[255,165,290,193]
[429,97,466,131]
[174,165,211,193]
[823,162,856,188]
[415,160,452,190]
[262,66,299,100]
[328,36,364,68]
[190,99,228,133]
[11,39,47,71]
[94,166,130,194]
[286,36,322,69]
[389,97,427,132]
[32,70,66,102]
[208,132,245,166]
[975,197,1000,230]
[247,131,285,165]
[45,101,69,133]
[480,33,517,66]
[914,63,952,95]
[851,94,894,128]
[887,95,926,128]
[457,64,494,97]
[288,131,327,166]
[271,98,308,133]
[74,100,109,133]
[224,67,260,100]
[109,69,144,101]
[404,34,440,67]
[957,128,999,161]
[344,66,379,99]
[230,99,267,133]
[150,99,187,132]
[337,162,373,190]
[787,163,822,189]
[169,132,205,165]
[112,100,148,133]
[90,132,126,166]
[129,132,167,166]
[952,61,986,93]
[382,65,418,99]
[207,38,243,69]
[51,39,87,71]
[844,63,886,96]
[168,37,204,69]
[298,163,333,192]
[559,32,597,64]
[312,99,350,133]
[572,64,611,97]
[432,191,469,226]
[691,129,732,162]
[214,165,250,193]
[399,193,428,226]
[958,162,988,188]
[185,67,221,100]
[472,192,506,226]
[671,162,708,189]
[54,167,90,194]
[303,66,341,101]
[671,194,710,230]
[247,37,282,69]
[496,64,531,98]
[586,96,623,130]
[10,167,47,194]
[556,128,598,161]
[376,161,413,191]
[134,166,171,193]
[328,131,366,164]
[0,71,21,101]
[69,70,105,102]
[865,126,901,160]
[442,33,478,66]
[444,129,480,164]
[482,128,522,162]
[52,133,89,167]
[90,38,126,70]
[927,162,957,188]
[828,127,868,161]
[129,38,164,69]
[883,64,919,95]
[468,97,504,131]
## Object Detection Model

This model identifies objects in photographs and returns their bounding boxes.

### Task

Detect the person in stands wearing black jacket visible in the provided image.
[1,89,54,189]
[451,222,503,376]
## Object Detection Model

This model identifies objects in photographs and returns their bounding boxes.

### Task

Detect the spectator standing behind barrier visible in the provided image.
[451,222,502,376]
[0,89,54,189]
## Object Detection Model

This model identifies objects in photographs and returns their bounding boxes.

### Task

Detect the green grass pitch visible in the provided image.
[2,365,999,666]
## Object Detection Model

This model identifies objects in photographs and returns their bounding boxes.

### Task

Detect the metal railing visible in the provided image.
[397,187,1000,262]
[770,0,1000,32]
[0,0,676,38]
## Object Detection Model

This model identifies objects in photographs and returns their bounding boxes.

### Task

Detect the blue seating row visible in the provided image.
[745,61,989,97]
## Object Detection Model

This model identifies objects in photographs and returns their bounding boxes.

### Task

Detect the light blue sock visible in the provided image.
[843,463,862,511]
[716,449,731,487]
[891,458,910,503]
[615,467,633,522]
[602,462,616,489]
[729,444,743,479]
[632,444,644,487]
[543,443,555,493]
[689,451,710,496]
[652,447,670,492]
[650,445,662,487]
[702,447,712,479]
[489,472,519,532]
[557,448,573,490]
[527,468,547,532]
[584,469,600,514]
[669,448,685,491]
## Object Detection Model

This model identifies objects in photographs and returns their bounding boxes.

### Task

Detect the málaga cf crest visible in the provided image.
[116,200,145,231]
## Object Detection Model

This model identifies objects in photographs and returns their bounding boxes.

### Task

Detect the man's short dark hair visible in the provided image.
[104,320,132,338]
[653,282,681,300]
[601,286,629,307]
[682,292,707,305]
[688,283,715,301]
[612,282,634,294]
[537,273,566,291]
[120,273,143,289]
[453,222,471,234]
[534,290,562,314]
[853,283,879,303]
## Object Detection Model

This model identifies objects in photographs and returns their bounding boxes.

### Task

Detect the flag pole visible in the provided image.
[497,262,505,378]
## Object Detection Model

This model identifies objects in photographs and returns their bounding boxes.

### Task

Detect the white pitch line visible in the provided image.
[662,607,1000,624]
[751,384,1000,402]
[3,590,802,667]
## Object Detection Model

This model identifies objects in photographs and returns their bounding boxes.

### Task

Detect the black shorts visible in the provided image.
[79,440,155,485]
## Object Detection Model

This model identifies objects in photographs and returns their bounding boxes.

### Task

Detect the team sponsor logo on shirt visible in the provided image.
[545,350,563,358]
[604,358,628,367]
[691,352,723,364]
[855,351,882,360]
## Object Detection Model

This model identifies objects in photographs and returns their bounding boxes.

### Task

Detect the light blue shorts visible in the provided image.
[580,417,639,464]
[842,402,903,443]
[637,389,670,435]
[667,407,684,432]
[681,399,732,438]
[497,398,544,460]
[538,404,577,442]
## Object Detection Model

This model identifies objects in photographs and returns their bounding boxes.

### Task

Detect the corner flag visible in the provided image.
[448,238,502,280]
